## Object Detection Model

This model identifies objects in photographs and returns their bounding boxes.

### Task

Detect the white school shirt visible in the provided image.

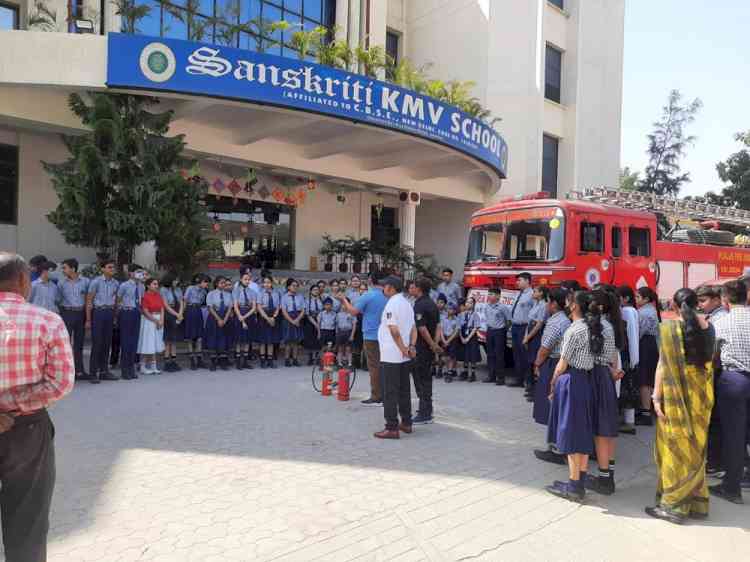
[378,293,415,364]
[621,306,640,368]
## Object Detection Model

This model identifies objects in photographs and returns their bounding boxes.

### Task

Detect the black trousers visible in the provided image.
[717,370,750,494]
[486,328,507,380]
[0,410,56,562]
[60,309,85,374]
[89,308,114,376]
[383,361,413,430]
[511,324,529,384]
[412,351,433,417]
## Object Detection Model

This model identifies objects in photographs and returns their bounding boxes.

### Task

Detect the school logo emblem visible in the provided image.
[584,268,601,288]
[139,42,176,83]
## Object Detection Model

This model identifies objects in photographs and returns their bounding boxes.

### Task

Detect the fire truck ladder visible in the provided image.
[567,187,750,229]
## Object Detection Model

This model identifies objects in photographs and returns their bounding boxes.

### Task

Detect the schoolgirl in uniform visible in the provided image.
[318,298,337,350]
[531,288,572,465]
[205,277,233,371]
[586,289,624,496]
[335,307,357,366]
[439,304,461,383]
[281,278,306,367]
[304,285,323,365]
[328,280,342,313]
[459,297,481,382]
[635,286,660,426]
[233,271,257,370]
[184,274,209,370]
[523,286,550,400]
[545,290,603,502]
[160,274,185,373]
[257,275,282,368]
[617,285,641,434]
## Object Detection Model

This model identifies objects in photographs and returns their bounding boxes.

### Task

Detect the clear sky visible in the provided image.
[621,0,750,197]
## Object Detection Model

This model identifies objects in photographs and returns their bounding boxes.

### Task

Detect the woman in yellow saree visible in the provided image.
[647,288,715,524]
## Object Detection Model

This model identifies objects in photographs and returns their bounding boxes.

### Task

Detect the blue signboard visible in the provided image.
[106,33,508,178]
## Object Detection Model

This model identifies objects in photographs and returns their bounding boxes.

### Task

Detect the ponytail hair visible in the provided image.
[548,288,567,312]
[575,290,604,356]
[673,288,713,366]
[593,288,624,350]
[637,286,662,322]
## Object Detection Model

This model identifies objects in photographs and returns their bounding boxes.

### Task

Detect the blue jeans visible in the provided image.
[511,324,529,384]
[717,370,750,494]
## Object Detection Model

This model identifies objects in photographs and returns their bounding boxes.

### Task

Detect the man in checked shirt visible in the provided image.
[0,253,74,562]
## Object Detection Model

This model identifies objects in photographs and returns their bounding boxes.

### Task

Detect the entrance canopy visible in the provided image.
[0,31,507,204]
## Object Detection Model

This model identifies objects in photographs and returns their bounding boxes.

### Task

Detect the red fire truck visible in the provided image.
[464,187,750,315]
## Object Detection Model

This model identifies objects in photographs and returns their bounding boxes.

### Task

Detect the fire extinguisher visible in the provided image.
[320,349,337,397]
[321,374,332,396]
[337,368,350,401]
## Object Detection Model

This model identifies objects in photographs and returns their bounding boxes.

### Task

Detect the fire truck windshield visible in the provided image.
[466,207,565,263]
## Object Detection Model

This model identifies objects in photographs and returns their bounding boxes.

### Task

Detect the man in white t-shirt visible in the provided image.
[374,276,417,439]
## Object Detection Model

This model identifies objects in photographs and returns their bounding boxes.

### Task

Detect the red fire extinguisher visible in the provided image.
[320,349,336,397]
[337,368,350,401]
[321,374,332,396]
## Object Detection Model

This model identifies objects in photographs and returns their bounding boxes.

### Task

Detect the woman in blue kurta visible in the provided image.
[257,275,281,369]
[545,290,602,502]
[281,278,306,367]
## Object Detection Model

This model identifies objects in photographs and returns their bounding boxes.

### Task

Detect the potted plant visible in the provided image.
[336,237,350,273]
[367,238,381,273]
[347,236,370,274]
[320,234,337,272]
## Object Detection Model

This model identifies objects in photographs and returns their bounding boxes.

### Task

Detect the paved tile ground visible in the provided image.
[12,364,749,561]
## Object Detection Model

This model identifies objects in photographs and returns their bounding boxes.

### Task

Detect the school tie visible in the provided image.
[243,287,249,306]
[291,295,296,313]
[220,292,225,308]
[171,288,178,305]
[511,289,525,320]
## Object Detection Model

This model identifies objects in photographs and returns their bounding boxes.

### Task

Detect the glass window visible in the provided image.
[548,0,563,9]
[612,226,622,257]
[629,227,651,257]
[304,0,322,22]
[542,134,559,197]
[285,0,302,14]
[545,44,562,103]
[580,222,603,253]
[0,3,19,30]
[0,143,18,225]
[386,31,399,65]
[163,9,188,40]
[132,0,161,36]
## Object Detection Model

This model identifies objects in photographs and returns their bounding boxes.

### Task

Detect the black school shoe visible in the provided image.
[584,474,615,495]
[534,449,567,465]
[635,412,653,426]
[546,480,584,503]
[459,371,468,380]
[645,506,685,525]
[708,484,744,504]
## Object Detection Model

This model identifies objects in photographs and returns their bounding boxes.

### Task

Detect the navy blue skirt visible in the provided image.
[526,329,542,370]
[163,311,184,343]
[591,364,619,437]
[236,306,254,345]
[546,366,594,455]
[283,311,304,343]
[204,307,229,352]
[637,335,659,388]
[184,306,205,340]
[462,328,481,363]
[257,309,281,345]
[445,336,461,360]
[533,357,559,425]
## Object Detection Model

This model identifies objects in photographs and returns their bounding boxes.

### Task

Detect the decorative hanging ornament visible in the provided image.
[240,224,249,235]
[244,182,255,196]
[245,168,258,187]
[307,178,317,191]
[212,222,221,233]
[272,187,285,202]
[228,178,241,196]
[258,184,270,199]
[212,177,226,193]
[297,188,306,204]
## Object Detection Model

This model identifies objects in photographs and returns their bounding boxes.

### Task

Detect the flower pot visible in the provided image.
[339,262,348,273]
[353,262,363,274]
[324,262,333,272]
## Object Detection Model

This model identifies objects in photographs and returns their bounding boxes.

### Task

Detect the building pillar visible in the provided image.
[399,201,416,248]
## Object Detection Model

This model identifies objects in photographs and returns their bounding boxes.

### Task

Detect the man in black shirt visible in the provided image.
[412,277,442,424]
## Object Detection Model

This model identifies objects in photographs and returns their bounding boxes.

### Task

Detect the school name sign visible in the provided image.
[106,34,508,178]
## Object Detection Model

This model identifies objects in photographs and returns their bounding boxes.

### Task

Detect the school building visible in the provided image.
[0,0,624,276]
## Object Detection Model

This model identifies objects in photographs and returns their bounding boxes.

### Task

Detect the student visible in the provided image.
[87,260,120,383]
[483,289,510,385]
[205,277,233,372]
[635,286,661,426]
[184,274,209,370]
[160,274,185,373]
[347,276,362,303]
[459,297,481,382]
[532,288,572,465]
[617,285,641,434]
[281,278,306,367]
[436,295,448,321]
[545,290,602,502]
[335,305,357,366]
[304,285,323,365]
[59,258,90,380]
[523,286,550,400]
[328,280,342,312]
[586,289,623,496]
[509,272,534,388]
[697,284,729,324]
[257,275,281,368]
[29,260,59,313]
[233,271,257,370]
[318,298,337,351]
[439,304,461,383]
[116,265,143,380]
[348,276,364,366]
[437,268,462,307]
[137,277,166,374]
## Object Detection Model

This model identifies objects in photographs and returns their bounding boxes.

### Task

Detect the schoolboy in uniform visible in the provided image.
[318,298,337,351]
[60,258,90,379]
[335,306,357,366]
[116,265,144,380]
[509,272,534,387]
[29,260,59,313]
[483,289,510,385]
[87,260,119,383]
